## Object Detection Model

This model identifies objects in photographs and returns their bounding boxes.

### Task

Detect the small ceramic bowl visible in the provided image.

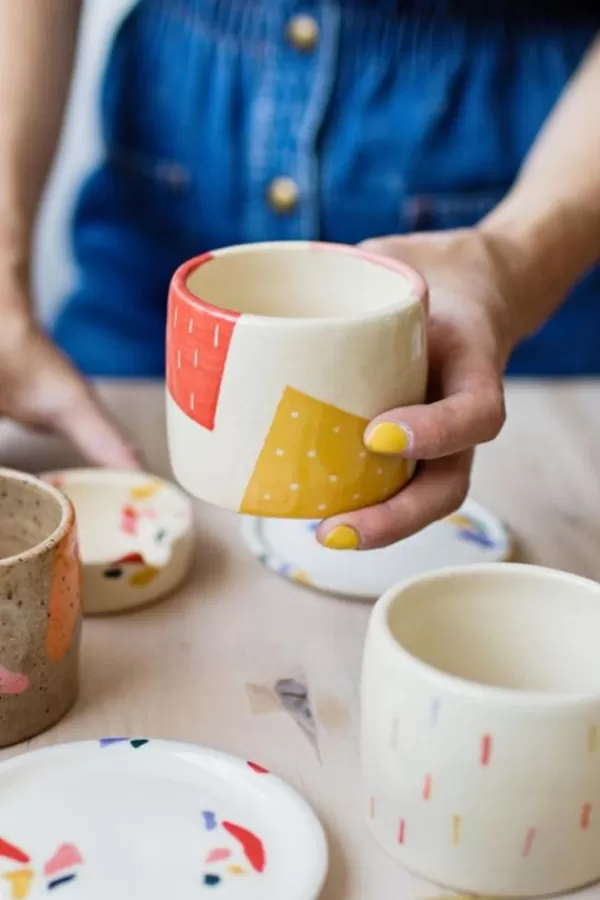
[361,563,600,897]
[41,470,194,615]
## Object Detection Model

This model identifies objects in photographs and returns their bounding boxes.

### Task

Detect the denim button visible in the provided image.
[286,14,320,52]
[267,177,300,213]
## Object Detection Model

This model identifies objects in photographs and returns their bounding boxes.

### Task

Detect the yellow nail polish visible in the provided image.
[365,422,412,455]
[323,525,360,551]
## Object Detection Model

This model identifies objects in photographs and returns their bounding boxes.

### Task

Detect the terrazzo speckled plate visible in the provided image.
[241,499,512,600]
[40,470,194,615]
[0,740,328,900]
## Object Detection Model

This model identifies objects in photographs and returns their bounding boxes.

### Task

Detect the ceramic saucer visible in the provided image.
[241,498,512,600]
[41,469,194,615]
[0,739,328,900]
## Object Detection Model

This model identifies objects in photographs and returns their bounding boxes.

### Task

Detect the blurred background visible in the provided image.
[34,0,128,323]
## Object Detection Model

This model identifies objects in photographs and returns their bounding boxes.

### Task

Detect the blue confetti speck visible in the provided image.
[202,810,217,831]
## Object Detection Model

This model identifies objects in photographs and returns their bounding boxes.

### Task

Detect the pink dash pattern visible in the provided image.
[398,819,406,845]
[581,803,592,830]
[422,774,432,801]
[369,797,375,820]
[480,734,493,766]
[522,828,536,858]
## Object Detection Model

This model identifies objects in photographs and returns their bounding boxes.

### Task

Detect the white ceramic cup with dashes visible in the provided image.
[361,563,600,897]
[166,241,427,518]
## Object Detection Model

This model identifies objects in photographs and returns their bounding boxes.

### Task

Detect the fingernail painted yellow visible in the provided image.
[365,421,411,455]
[323,525,360,551]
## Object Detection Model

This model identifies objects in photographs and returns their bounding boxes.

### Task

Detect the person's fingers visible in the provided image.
[53,389,142,469]
[29,340,142,469]
[364,380,505,460]
[317,450,473,550]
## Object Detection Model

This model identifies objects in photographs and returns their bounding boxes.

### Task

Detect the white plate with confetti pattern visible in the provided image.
[0,740,328,900]
[241,499,512,600]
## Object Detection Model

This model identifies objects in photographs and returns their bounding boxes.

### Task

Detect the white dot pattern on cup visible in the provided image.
[238,386,411,518]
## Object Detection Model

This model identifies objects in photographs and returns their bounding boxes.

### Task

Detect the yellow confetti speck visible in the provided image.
[128,565,160,587]
[2,869,34,900]
[130,481,161,502]
[292,571,312,585]
[227,865,247,876]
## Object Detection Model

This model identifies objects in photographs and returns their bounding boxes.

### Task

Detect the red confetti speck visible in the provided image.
[247,761,269,775]
[222,821,266,873]
[0,838,30,864]
[121,505,138,535]
[112,552,146,566]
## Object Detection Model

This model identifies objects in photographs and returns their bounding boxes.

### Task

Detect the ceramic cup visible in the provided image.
[361,563,600,897]
[0,468,81,748]
[166,241,427,518]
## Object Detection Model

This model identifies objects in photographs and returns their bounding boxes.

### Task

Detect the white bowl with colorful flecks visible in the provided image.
[41,469,194,615]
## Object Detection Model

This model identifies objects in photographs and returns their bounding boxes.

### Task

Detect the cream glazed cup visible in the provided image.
[361,563,600,897]
[166,241,428,519]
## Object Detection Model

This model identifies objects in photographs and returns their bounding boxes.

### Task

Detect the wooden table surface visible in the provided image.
[1,380,599,900]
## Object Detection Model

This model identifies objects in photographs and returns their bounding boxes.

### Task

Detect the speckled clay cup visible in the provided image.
[166,241,428,518]
[0,469,81,748]
[361,564,600,897]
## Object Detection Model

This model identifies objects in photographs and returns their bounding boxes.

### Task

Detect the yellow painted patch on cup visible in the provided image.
[239,386,411,517]
[365,421,411,455]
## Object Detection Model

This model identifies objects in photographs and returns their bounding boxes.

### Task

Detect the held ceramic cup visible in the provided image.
[0,468,81,748]
[361,563,600,897]
[166,241,427,518]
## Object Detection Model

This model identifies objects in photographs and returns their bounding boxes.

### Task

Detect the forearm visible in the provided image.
[0,0,81,302]
[481,33,600,342]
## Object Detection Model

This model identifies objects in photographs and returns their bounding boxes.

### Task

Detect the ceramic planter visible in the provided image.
[166,241,427,518]
[0,468,81,747]
[361,563,600,897]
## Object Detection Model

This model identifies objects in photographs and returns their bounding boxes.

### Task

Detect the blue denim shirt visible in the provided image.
[53,0,600,376]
